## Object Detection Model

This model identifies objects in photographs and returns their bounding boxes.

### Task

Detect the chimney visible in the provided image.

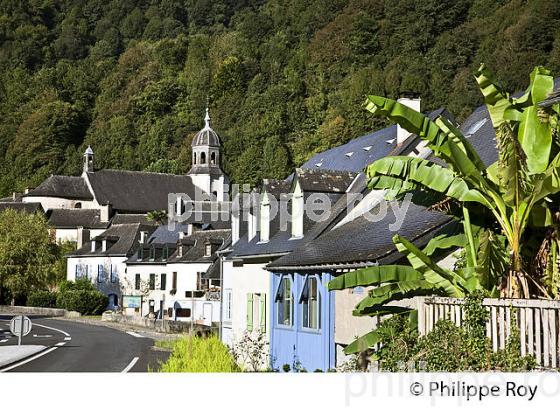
[102,239,107,252]
[100,203,111,222]
[24,187,31,195]
[12,192,16,201]
[139,231,148,244]
[91,240,97,252]
[77,227,90,249]
[179,231,185,240]
[397,97,421,145]
[187,224,194,236]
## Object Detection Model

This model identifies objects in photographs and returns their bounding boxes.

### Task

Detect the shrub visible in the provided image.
[27,290,58,308]
[373,291,535,371]
[56,280,108,315]
[158,336,240,372]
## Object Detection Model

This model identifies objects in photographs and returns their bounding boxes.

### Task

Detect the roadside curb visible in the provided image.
[52,317,180,341]
[0,345,47,370]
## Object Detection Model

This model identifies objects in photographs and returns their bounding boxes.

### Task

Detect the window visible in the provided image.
[301,276,321,330]
[149,246,155,261]
[205,243,212,257]
[224,289,232,322]
[149,274,156,290]
[247,293,266,332]
[138,247,143,261]
[74,202,82,209]
[171,272,177,294]
[276,277,293,327]
[97,264,104,283]
[200,152,206,164]
[162,246,168,261]
[210,152,216,164]
[110,265,116,283]
[75,264,87,280]
[176,308,191,318]
[161,274,167,291]
[135,274,141,290]
[193,152,197,165]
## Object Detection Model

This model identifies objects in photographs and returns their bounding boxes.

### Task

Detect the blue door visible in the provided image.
[270,272,334,372]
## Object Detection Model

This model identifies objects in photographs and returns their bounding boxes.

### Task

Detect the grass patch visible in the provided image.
[158,335,240,372]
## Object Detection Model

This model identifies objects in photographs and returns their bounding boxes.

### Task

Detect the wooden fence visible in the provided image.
[415,296,560,368]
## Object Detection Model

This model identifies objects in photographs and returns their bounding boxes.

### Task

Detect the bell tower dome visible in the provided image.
[187,107,229,201]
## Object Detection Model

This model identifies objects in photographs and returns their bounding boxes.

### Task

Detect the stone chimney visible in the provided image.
[77,227,90,249]
[397,97,421,145]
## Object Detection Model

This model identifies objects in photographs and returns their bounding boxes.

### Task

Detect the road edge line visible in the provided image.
[0,346,55,372]
[121,357,139,373]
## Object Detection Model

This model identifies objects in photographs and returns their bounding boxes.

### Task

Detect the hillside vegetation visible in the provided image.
[1,0,559,194]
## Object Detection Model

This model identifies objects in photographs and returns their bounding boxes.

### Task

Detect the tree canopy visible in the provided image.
[1,0,560,194]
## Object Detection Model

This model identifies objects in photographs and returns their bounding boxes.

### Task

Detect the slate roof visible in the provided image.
[47,209,109,229]
[267,104,499,269]
[27,175,93,200]
[67,223,156,257]
[86,169,200,213]
[169,229,231,264]
[110,213,155,225]
[0,202,43,213]
[294,168,357,193]
[267,203,452,269]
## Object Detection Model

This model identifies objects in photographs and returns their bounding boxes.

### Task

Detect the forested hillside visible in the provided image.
[1,0,559,194]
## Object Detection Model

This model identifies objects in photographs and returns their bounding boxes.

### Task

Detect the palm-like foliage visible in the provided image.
[329,65,560,354]
[364,65,560,298]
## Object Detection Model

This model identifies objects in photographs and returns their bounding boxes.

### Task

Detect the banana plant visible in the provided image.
[328,229,492,354]
[363,65,560,298]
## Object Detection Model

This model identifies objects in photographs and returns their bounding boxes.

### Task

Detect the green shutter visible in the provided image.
[260,294,266,333]
[246,293,254,331]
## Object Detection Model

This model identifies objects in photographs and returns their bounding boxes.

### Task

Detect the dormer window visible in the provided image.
[162,246,169,261]
[205,243,212,257]
[149,246,155,261]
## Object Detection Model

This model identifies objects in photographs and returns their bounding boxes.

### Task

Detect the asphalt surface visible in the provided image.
[0,315,169,372]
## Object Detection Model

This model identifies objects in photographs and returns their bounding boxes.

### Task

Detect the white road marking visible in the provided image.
[64,337,71,341]
[121,357,139,373]
[33,334,52,338]
[0,339,7,343]
[126,331,145,338]
[55,342,66,347]
[0,346,58,372]
[33,323,70,337]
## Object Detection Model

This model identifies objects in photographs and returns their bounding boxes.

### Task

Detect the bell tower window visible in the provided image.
[201,152,206,164]
[193,152,197,165]
[211,152,216,165]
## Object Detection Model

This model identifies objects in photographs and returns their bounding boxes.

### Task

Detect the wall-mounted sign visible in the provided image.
[123,295,142,308]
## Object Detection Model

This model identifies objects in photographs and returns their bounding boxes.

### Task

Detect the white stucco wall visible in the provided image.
[222,261,271,348]
[55,228,106,244]
[66,255,127,309]
[123,262,217,322]
[23,196,97,211]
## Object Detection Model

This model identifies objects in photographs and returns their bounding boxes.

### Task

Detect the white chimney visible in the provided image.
[91,240,97,252]
[179,231,185,240]
[100,203,111,222]
[102,239,107,252]
[77,227,90,249]
[187,224,194,236]
[397,97,421,145]
[139,231,147,244]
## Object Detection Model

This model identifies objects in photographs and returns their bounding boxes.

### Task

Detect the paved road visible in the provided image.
[0,315,169,372]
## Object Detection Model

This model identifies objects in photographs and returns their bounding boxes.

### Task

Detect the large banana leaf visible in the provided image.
[364,96,486,174]
[327,264,422,290]
[353,280,434,315]
[366,156,493,208]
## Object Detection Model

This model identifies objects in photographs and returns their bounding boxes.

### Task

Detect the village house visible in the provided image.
[265,101,500,371]
[64,109,231,312]
[123,223,230,325]
[66,223,157,310]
